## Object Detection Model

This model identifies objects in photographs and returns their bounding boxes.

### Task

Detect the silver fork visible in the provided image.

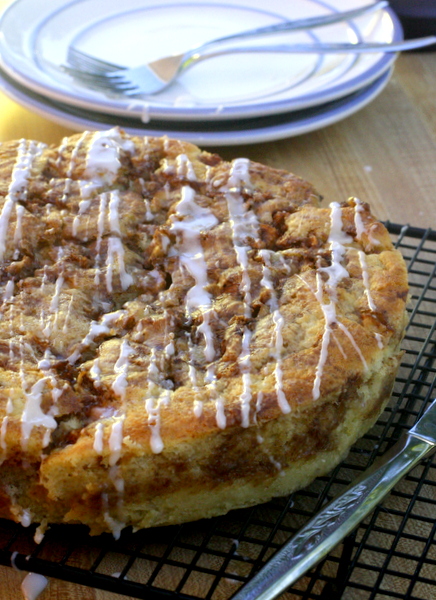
[63,1,391,96]
[64,35,436,97]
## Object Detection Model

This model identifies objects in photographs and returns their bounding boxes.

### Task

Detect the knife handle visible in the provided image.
[231,432,436,600]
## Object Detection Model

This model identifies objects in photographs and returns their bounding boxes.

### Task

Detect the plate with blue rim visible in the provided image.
[0,0,401,122]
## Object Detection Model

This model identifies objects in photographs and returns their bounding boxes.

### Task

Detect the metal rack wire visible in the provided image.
[0,222,435,600]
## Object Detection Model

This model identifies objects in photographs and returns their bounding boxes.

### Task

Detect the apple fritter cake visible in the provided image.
[0,129,408,537]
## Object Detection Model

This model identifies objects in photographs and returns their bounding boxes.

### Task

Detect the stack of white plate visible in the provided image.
[0,0,401,146]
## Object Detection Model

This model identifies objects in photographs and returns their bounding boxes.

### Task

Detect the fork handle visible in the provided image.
[183,37,436,68]
[201,1,388,46]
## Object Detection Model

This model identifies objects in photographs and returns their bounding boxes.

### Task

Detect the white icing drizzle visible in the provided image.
[107,413,126,502]
[255,435,285,475]
[353,197,381,246]
[101,492,125,540]
[0,292,14,453]
[375,332,384,349]
[1,278,15,440]
[50,271,64,315]
[62,293,75,333]
[312,291,336,402]
[56,135,69,168]
[183,330,202,418]
[259,250,276,302]
[85,128,134,185]
[271,309,290,414]
[239,328,253,427]
[79,179,100,199]
[20,378,57,450]
[204,164,213,183]
[68,310,126,364]
[353,197,366,241]
[112,340,134,401]
[37,266,49,335]
[36,350,63,432]
[33,526,46,545]
[176,153,197,181]
[312,261,347,400]
[215,403,226,429]
[329,202,353,245]
[312,202,367,401]
[17,327,25,388]
[222,159,265,423]
[161,158,175,175]
[108,189,122,235]
[20,509,32,527]
[253,393,263,426]
[163,181,172,202]
[108,415,125,467]
[170,185,217,362]
[103,512,125,541]
[193,398,203,419]
[105,236,134,292]
[94,411,128,511]
[72,192,93,238]
[353,199,382,348]
[226,157,251,191]
[336,321,368,371]
[59,178,72,207]
[332,331,348,360]
[206,364,226,430]
[259,249,291,415]
[138,178,153,221]
[145,395,164,454]
[0,139,45,263]
[164,336,175,358]
[21,572,48,600]
[358,250,377,311]
[93,422,104,454]
[3,278,14,302]
[0,416,9,454]
[196,311,215,363]
[57,131,89,205]
[144,348,165,453]
[88,189,134,292]
[67,131,87,175]
[42,248,65,338]
[83,310,125,345]
[89,358,102,387]
[13,204,25,259]
[94,192,108,286]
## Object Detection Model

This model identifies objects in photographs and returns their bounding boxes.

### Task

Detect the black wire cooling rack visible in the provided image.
[0,222,435,600]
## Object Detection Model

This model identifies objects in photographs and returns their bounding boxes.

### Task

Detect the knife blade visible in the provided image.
[231,398,436,600]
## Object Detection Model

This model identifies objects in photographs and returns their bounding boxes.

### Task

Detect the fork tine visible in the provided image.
[81,74,136,89]
[62,67,121,88]
[63,66,141,94]
[67,70,124,83]
[67,47,123,73]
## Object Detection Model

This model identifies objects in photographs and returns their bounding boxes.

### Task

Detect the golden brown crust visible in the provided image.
[0,129,408,535]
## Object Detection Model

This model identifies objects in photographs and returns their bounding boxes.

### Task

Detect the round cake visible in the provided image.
[0,128,408,537]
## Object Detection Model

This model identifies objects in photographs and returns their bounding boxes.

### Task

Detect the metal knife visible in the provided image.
[231,398,436,600]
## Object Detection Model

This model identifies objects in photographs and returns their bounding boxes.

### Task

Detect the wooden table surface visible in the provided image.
[0,9,436,598]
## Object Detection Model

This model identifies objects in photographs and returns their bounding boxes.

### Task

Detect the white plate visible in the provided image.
[0,64,392,146]
[0,0,400,121]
